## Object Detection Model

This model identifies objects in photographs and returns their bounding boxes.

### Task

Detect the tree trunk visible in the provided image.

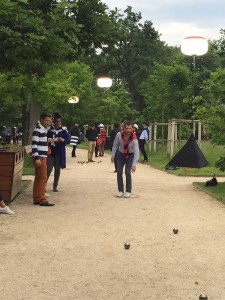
[21,102,30,146]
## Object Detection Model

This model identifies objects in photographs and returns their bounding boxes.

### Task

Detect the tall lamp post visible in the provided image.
[97,76,112,89]
[68,96,79,123]
[97,77,113,124]
[181,36,208,99]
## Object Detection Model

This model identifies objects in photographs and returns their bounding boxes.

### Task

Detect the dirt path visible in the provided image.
[1,148,225,300]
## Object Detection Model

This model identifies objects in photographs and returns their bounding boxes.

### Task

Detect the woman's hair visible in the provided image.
[54,112,61,121]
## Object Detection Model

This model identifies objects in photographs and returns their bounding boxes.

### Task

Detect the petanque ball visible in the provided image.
[173,228,179,234]
[199,294,208,300]
[124,242,130,250]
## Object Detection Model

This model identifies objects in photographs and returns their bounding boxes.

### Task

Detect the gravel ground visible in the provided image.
[1,147,225,300]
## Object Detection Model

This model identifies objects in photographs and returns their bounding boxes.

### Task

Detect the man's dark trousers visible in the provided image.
[47,153,61,188]
[139,139,148,161]
[116,152,134,193]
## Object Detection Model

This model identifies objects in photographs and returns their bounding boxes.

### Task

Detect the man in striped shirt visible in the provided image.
[32,113,55,206]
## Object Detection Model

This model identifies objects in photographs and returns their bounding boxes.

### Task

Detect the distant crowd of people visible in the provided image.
[0,113,150,214]
[0,125,21,145]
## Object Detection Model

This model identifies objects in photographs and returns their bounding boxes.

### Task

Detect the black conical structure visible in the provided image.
[166,133,208,168]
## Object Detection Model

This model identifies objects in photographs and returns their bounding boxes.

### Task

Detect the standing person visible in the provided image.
[5,126,12,144]
[85,123,98,162]
[12,127,17,144]
[110,122,120,172]
[95,123,100,158]
[133,124,141,139]
[70,123,81,157]
[98,124,106,156]
[32,112,55,206]
[47,113,70,192]
[0,192,15,215]
[139,122,149,163]
[111,121,139,198]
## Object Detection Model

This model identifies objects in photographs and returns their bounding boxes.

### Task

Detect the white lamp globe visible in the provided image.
[97,77,112,88]
[181,36,208,56]
[68,96,79,104]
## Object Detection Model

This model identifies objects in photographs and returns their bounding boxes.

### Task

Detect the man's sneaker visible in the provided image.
[53,186,58,192]
[117,191,124,197]
[142,159,148,163]
[45,193,50,197]
[124,192,131,198]
[0,206,15,215]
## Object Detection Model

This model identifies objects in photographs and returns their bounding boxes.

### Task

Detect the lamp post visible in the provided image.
[97,77,113,124]
[97,77,112,89]
[181,36,208,99]
[68,96,79,123]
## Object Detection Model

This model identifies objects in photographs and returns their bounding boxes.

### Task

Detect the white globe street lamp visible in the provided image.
[180,36,208,99]
[68,96,79,123]
[181,36,208,56]
[97,77,113,89]
[68,96,79,104]
[97,77,113,124]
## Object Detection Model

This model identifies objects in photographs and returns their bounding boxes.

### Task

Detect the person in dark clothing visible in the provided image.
[110,122,120,172]
[12,127,17,144]
[85,123,98,162]
[5,126,12,144]
[95,123,100,157]
[47,113,70,192]
[139,122,149,162]
[70,124,81,157]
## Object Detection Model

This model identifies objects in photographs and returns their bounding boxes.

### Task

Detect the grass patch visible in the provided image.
[23,155,35,175]
[193,181,225,204]
[146,140,225,176]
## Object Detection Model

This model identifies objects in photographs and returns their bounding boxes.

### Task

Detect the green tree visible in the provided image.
[100,6,168,112]
[140,61,191,122]
[194,68,225,145]
[0,0,113,143]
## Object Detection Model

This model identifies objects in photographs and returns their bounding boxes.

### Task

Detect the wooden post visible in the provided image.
[193,121,196,136]
[175,122,178,147]
[170,119,175,157]
[154,123,157,152]
[167,121,171,154]
[198,121,201,146]
[149,124,152,151]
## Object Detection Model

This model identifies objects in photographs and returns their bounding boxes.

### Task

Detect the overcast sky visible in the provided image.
[103,0,224,46]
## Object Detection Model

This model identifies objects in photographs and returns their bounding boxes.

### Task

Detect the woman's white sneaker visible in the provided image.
[0,206,16,215]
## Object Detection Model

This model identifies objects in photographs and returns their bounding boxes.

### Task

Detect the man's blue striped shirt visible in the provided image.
[32,122,48,160]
